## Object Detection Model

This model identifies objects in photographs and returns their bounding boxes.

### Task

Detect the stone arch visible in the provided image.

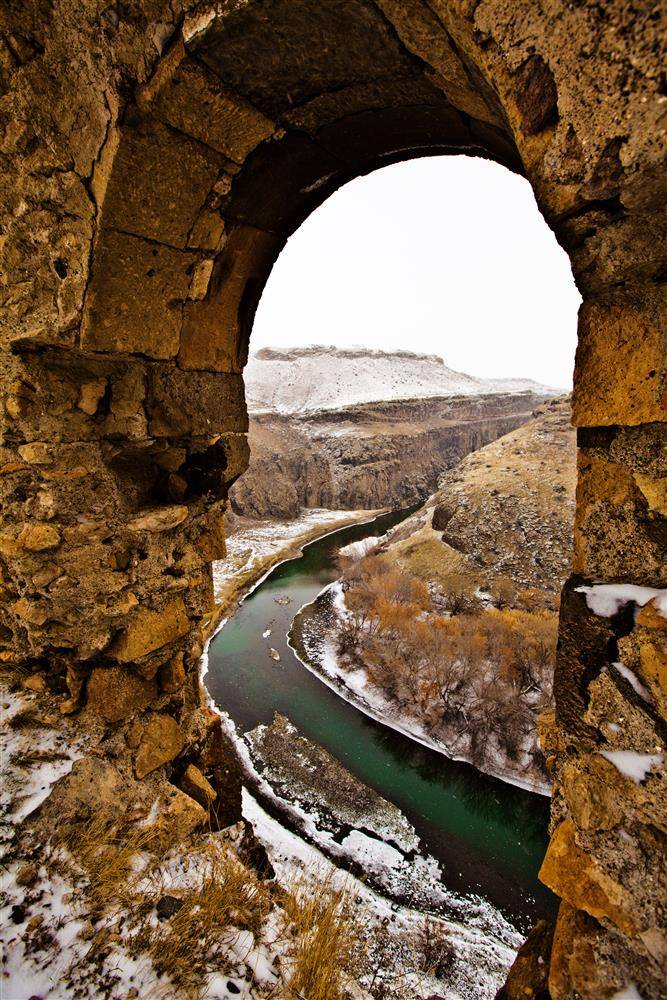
[1,2,664,997]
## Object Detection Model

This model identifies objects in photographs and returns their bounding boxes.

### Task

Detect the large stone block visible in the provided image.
[572,304,665,427]
[178,225,281,372]
[86,666,157,723]
[80,230,196,358]
[147,367,247,436]
[539,819,637,936]
[139,45,275,163]
[134,714,186,778]
[92,113,223,249]
[109,597,191,662]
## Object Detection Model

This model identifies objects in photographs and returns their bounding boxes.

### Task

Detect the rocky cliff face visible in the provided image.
[230,391,554,519]
[386,398,577,596]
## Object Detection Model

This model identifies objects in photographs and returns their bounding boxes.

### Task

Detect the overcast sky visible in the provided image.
[251,156,581,389]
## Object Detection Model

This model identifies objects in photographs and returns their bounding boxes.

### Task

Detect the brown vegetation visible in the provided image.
[336,553,557,778]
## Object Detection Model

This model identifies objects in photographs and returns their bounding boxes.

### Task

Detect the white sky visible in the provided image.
[251,156,581,389]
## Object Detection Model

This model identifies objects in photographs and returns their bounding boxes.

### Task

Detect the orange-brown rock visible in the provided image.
[86,666,157,723]
[180,763,217,809]
[109,598,190,663]
[539,819,638,936]
[134,714,186,779]
[159,652,186,694]
[572,305,665,428]
[494,919,553,1000]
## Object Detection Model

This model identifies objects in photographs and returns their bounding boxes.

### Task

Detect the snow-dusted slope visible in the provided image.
[245,345,561,414]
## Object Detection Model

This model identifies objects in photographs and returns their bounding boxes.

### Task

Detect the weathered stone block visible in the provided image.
[86,666,157,723]
[178,225,280,372]
[109,597,191,662]
[180,763,216,808]
[80,230,196,359]
[93,114,223,249]
[139,46,275,163]
[127,506,189,533]
[572,304,665,427]
[159,652,186,693]
[134,714,186,778]
[539,819,637,936]
[147,368,247,436]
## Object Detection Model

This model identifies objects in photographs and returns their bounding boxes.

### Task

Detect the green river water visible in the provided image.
[205,508,556,933]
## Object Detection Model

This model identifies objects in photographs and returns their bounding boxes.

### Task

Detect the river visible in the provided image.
[205,508,556,934]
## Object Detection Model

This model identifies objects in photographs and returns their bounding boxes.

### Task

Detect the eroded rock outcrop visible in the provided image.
[230,391,551,519]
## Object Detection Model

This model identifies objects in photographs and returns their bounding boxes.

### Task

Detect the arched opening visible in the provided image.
[204,152,579,941]
[2,3,663,998]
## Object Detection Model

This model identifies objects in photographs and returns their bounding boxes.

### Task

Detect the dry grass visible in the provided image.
[60,815,453,1000]
[144,849,271,995]
[6,705,45,729]
[278,873,361,1000]
[62,815,162,913]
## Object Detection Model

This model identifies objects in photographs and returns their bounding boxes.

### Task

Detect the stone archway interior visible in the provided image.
[2,2,664,997]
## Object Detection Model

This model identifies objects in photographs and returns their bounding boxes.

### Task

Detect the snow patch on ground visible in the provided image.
[212,508,379,602]
[243,791,520,1000]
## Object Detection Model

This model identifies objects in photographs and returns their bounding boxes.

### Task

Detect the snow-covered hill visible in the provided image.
[245,345,561,414]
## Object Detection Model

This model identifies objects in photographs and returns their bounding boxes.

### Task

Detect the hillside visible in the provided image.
[245,346,561,415]
[293,401,576,792]
[383,398,576,597]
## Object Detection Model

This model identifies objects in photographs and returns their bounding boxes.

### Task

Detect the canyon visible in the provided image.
[229,346,557,520]
[1,2,664,998]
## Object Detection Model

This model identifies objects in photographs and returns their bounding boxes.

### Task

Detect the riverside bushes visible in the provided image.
[336,553,557,778]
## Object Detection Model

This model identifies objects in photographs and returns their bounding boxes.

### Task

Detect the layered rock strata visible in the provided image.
[230,391,550,519]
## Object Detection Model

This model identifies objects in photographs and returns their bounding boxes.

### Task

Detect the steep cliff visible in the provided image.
[230,390,556,519]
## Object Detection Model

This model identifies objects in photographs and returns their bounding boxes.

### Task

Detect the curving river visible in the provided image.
[205,508,557,934]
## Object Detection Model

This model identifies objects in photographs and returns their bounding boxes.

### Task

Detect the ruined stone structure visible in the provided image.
[1,2,664,996]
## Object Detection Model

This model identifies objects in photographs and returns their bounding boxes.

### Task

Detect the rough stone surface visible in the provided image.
[134,714,186,779]
[180,763,217,809]
[86,667,157,724]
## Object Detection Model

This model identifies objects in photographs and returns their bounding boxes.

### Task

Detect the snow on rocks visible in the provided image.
[243,790,520,1000]
[576,583,667,618]
[599,751,663,785]
[612,662,650,702]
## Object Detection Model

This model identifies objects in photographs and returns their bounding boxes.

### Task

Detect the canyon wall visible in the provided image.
[230,392,549,519]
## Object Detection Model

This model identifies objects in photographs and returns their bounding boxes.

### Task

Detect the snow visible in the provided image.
[243,791,520,1000]
[612,662,650,702]
[600,751,663,784]
[612,985,644,999]
[576,583,667,618]
[212,507,378,602]
[338,535,379,562]
[244,345,560,415]
[340,830,405,871]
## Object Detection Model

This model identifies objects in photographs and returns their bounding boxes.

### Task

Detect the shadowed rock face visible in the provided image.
[1,1,665,996]
[230,392,550,518]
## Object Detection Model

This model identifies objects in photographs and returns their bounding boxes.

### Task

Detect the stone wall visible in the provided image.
[1,2,664,996]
